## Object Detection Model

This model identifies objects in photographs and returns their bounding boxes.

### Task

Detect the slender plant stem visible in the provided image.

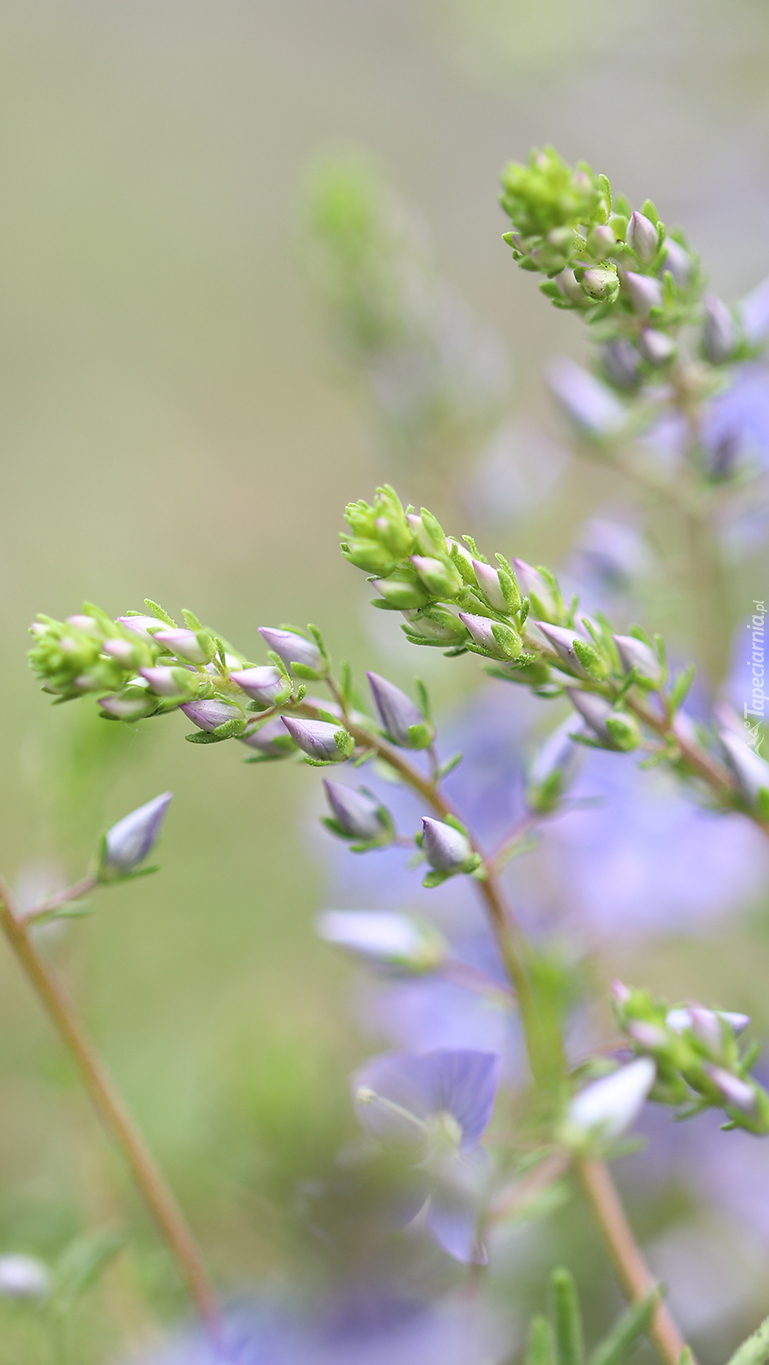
[0,878,224,1349]
[20,874,98,924]
[575,1156,693,1365]
[309,693,694,1364]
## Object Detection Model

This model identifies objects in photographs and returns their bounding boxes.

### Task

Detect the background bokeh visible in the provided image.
[2,1,769,1360]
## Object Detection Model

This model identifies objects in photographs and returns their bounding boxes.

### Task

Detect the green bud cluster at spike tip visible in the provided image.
[11,143,769,1365]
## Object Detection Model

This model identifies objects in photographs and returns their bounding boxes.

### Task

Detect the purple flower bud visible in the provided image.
[626,211,658,264]
[101,792,172,878]
[613,634,664,685]
[239,715,296,757]
[740,272,769,344]
[637,329,677,366]
[512,559,558,619]
[666,1006,750,1037]
[624,271,663,317]
[547,358,625,437]
[116,614,167,642]
[139,666,197,699]
[611,979,632,1004]
[472,560,507,611]
[257,627,324,676]
[153,628,214,665]
[316,910,446,972]
[703,295,738,365]
[458,612,520,661]
[367,672,431,748]
[181,699,244,732]
[564,1058,656,1146]
[421,818,473,874]
[281,716,353,763]
[669,1010,753,1037]
[660,238,691,288]
[102,638,139,666]
[98,688,156,721]
[535,622,588,675]
[66,614,101,633]
[602,339,642,392]
[566,688,614,743]
[322,779,391,842]
[0,1255,50,1300]
[707,1066,756,1114]
[229,666,288,705]
[721,731,769,805]
[626,1020,669,1050]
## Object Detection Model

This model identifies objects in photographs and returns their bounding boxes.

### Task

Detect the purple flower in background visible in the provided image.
[353,1049,501,1263]
[132,1292,503,1365]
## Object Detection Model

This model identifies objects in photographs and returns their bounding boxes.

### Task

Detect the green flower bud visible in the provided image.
[410,555,463,598]
[604,712,641,751]
[581,266,620,303]
[401,608,468,646]
[370,576,430,610]
[342,485,415,573]
[500,147,601,239]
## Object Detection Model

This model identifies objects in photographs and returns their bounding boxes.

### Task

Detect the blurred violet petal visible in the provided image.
[566,1058,656,1143]
[353,1049,500,1150]
[547,357,625,438]
[316,910,445,972]
[740,273,769,345]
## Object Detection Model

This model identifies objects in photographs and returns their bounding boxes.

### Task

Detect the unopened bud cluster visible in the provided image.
[499,147,757,458]
[612,983,769,1134]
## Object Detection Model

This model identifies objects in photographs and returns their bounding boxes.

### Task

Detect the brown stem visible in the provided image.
[0,879,223,1347]
[575,1155,695,1365]
[19,874,98,924]
[488,1151,570,1225]
[316,695,693,1361]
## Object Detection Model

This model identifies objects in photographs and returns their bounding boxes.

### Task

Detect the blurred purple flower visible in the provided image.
[133,1292,503,1365]
[353,1049,501,1262]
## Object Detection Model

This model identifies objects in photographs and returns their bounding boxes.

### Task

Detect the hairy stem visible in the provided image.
[0,879,223,1347]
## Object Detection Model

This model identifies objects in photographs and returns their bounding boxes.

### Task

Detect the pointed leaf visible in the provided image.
[727,1315,769,1365]
[588,1288,660,1365]
[551,1268,584,1365]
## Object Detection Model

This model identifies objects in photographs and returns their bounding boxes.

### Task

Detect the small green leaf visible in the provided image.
[527,1315,556,1365]
[588,1287,660,1365]
[550,1267,584,1365]
[182,608,203,631]
[726,1313,769,1365]
[669,663,696,711]
[143,599,177,627]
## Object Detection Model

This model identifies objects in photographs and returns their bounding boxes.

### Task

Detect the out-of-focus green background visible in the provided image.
[1,2,769,1359]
